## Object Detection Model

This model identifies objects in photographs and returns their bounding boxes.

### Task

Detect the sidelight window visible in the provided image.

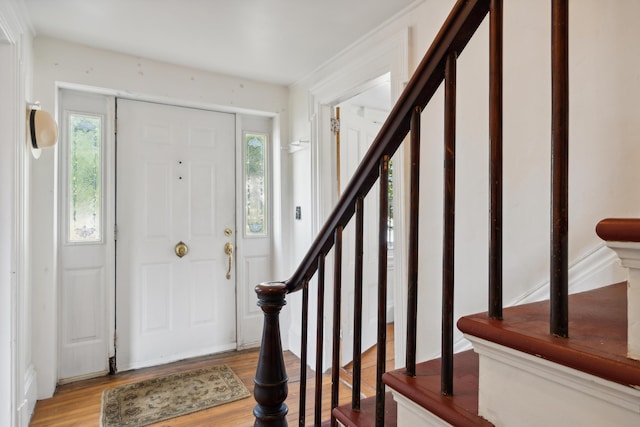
[68,113,102,242]
[244,132,268,236]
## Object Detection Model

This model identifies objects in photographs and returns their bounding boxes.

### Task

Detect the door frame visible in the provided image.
[0,14,31,424]
[336,97,392,366]
[55,82,281,373]
[306,28,410,371]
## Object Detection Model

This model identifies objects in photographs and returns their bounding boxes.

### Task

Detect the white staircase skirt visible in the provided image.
[603,240,640,360]
[391,391,454,427]
[465,334,640,427]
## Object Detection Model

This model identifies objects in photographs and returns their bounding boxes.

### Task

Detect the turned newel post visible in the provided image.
[253,281,289,426]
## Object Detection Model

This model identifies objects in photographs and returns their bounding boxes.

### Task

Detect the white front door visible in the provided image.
[116,99,237,370]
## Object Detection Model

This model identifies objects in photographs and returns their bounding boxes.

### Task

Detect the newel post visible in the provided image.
[253,282,289,426]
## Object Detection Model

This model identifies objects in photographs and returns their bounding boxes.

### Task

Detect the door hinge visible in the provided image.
[114,224,118,241]
[331,117,340,134]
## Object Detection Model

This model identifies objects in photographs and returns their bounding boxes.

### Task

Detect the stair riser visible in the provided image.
[467,335,640,427]
[392,392,454,427]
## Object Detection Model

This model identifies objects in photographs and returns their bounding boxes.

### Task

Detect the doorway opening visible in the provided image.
[333,74,396,388]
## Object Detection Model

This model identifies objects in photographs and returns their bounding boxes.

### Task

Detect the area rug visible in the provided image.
[100,364,251,427]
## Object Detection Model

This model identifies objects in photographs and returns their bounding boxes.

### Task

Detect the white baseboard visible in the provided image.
[237,340,261,351]
[511,243,626,306]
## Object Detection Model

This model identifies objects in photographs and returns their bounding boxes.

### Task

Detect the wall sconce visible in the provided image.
[287,139,309,154]
[27,102,58,159]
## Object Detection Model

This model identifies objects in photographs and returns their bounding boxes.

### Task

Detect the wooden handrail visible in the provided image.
[281,0,491,294]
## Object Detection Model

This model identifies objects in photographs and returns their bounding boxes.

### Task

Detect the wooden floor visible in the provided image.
[30,324,394,426]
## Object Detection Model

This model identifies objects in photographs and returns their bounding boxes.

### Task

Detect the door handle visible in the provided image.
[175,241,188,258]
[224,242,233,279]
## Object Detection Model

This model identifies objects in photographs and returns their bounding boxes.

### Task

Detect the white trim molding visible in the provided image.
[509,243,627,305]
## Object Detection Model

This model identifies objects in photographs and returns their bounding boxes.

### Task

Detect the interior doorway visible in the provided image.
[335,73,395,368]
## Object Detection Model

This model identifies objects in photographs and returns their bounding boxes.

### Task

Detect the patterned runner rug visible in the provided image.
[100,364,251,426]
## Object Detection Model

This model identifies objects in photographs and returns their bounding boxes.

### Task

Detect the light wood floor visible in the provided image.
[30,324,394,426]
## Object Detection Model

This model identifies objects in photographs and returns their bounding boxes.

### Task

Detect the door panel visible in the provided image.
[116,99,236,370]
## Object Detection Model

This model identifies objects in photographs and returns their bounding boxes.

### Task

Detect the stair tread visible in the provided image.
[332,391,397,427]
[383,350,493,426]
[458,281,640,388]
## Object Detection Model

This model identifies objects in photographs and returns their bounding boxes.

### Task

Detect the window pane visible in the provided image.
[245,133,267,236]
[68,114,102,242]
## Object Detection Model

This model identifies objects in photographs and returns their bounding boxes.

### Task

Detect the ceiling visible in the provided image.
[22,0,419,86]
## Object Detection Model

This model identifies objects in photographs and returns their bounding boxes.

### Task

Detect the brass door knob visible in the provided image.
[175,241,188,258]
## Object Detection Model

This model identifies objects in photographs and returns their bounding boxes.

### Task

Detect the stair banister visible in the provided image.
[253,283,289,426]
[442,51,457,396]
[405,106,421,377]
[375,155,390,424]
[352,196,364,410]
[313,254,325,426]
[330,226,342,426]
[488,0,504,320]
[550,0,570,338]
[254,0,497,425]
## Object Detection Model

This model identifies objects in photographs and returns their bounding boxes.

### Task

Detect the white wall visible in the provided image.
[31,36,290,398]
[288,0,640,363]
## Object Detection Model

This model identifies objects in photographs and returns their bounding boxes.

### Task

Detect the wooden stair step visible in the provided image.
[382,350,493,426]
[332,392,397,427]
[458,281,640,388]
